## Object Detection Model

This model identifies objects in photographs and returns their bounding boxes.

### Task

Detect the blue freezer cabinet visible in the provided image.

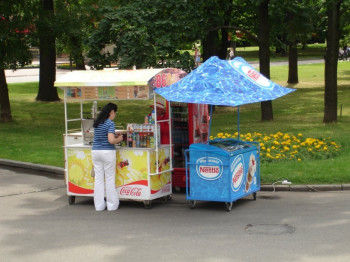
[185,139,260,211]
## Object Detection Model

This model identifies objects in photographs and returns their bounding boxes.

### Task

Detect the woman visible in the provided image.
[195,48,201,67]
[92,103,123,211]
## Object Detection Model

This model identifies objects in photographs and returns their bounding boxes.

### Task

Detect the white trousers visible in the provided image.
[92,150,119,211]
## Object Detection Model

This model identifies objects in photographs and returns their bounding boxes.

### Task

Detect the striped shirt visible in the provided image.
[92,119,116,150]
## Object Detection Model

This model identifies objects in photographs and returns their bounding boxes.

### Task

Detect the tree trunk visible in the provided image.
[323,1,341,123]
[71,36,86,70]
[75,53,86,70]
[288,43,299,84]
[219,27,229,60]
[36,0,60,102]
[203,30,218,62]
[258,0,273,121]
[0,69,12,122]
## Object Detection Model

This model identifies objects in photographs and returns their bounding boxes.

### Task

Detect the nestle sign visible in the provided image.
[231,154,245,192]
[196,157,223,180]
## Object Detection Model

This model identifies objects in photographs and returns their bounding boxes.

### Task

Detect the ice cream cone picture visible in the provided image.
[116,158,145,186]
[245,154,256,192]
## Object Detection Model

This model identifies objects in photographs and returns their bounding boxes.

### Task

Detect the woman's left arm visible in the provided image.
[108,133,123,144]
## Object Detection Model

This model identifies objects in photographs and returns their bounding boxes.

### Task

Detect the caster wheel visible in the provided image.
[167,195,172,201]
[189,200,196,209]
[225,202,233,212]
[68,196,76,205]
[253,192,257,201]
[144,200,152,209]
[161,196,168,204]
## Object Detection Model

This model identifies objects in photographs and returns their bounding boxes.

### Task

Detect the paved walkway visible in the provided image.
[0,158,349,192]
[1,164,350,262]
[5,58,326,84]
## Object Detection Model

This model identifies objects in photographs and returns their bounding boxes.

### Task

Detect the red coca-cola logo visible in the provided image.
[120,187,142,196]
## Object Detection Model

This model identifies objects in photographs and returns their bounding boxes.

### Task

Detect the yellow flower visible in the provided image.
[323,146,328,151]
[298,133,302,137]
[261,146,266,150]
[297,158,302,161]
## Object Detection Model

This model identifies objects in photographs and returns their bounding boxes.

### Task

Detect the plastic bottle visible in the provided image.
[146,133,150,148]
[128,133,133,147]
[136,132,140,147]
[150,134,154,148]
[151,109,155,124]
[132,133,136,148]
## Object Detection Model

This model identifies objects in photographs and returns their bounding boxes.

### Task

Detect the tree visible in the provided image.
[36,0,59,101]
[55,0,103,70]
[87,0,197,71]
[0,1,33,122]
[269,0,315,85]
[258,0,274,121]
[323,0,345,123]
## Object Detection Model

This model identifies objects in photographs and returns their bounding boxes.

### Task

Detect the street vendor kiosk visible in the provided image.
[55,69,174,208]
[155,56,295,211]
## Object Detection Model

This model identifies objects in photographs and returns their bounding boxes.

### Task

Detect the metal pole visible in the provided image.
[208,105,213,144]
[237,106,240,140]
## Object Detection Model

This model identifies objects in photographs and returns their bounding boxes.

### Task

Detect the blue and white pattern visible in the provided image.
[154,56,295,106]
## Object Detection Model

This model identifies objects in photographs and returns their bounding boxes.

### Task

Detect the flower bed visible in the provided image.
[210,132,341,163]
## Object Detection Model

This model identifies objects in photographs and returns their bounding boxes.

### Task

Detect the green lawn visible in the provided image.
[1,58,349,185]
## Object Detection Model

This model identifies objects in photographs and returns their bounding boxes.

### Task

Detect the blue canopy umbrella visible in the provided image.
[154,56,296,139]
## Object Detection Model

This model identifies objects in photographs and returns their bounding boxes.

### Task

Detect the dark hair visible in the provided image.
[93,103,117,128]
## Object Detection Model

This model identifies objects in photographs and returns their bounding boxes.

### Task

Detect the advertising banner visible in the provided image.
[67,148,94,194]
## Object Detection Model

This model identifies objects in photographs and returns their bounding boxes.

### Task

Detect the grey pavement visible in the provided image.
[5,58,82,84]
[1,165,350,262]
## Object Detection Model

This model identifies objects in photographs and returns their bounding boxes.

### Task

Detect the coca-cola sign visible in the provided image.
[196,157,223,180]
[120,187,142,196]
[231,154,245,192]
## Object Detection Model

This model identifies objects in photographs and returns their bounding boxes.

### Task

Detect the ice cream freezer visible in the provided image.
[185,138,260,211]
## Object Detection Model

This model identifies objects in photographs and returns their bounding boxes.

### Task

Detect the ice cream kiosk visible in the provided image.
[155,56,296,211]
[55,69,177,208]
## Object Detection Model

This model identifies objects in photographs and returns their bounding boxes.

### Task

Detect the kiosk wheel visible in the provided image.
[68,196,76,205]
[161,196,168,204]
[144,200,152,209]
[225,202,233,212]
[189,200,196,209]
[253,192,257,201]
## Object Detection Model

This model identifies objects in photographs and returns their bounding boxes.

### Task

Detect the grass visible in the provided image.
[1,47,349,185]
